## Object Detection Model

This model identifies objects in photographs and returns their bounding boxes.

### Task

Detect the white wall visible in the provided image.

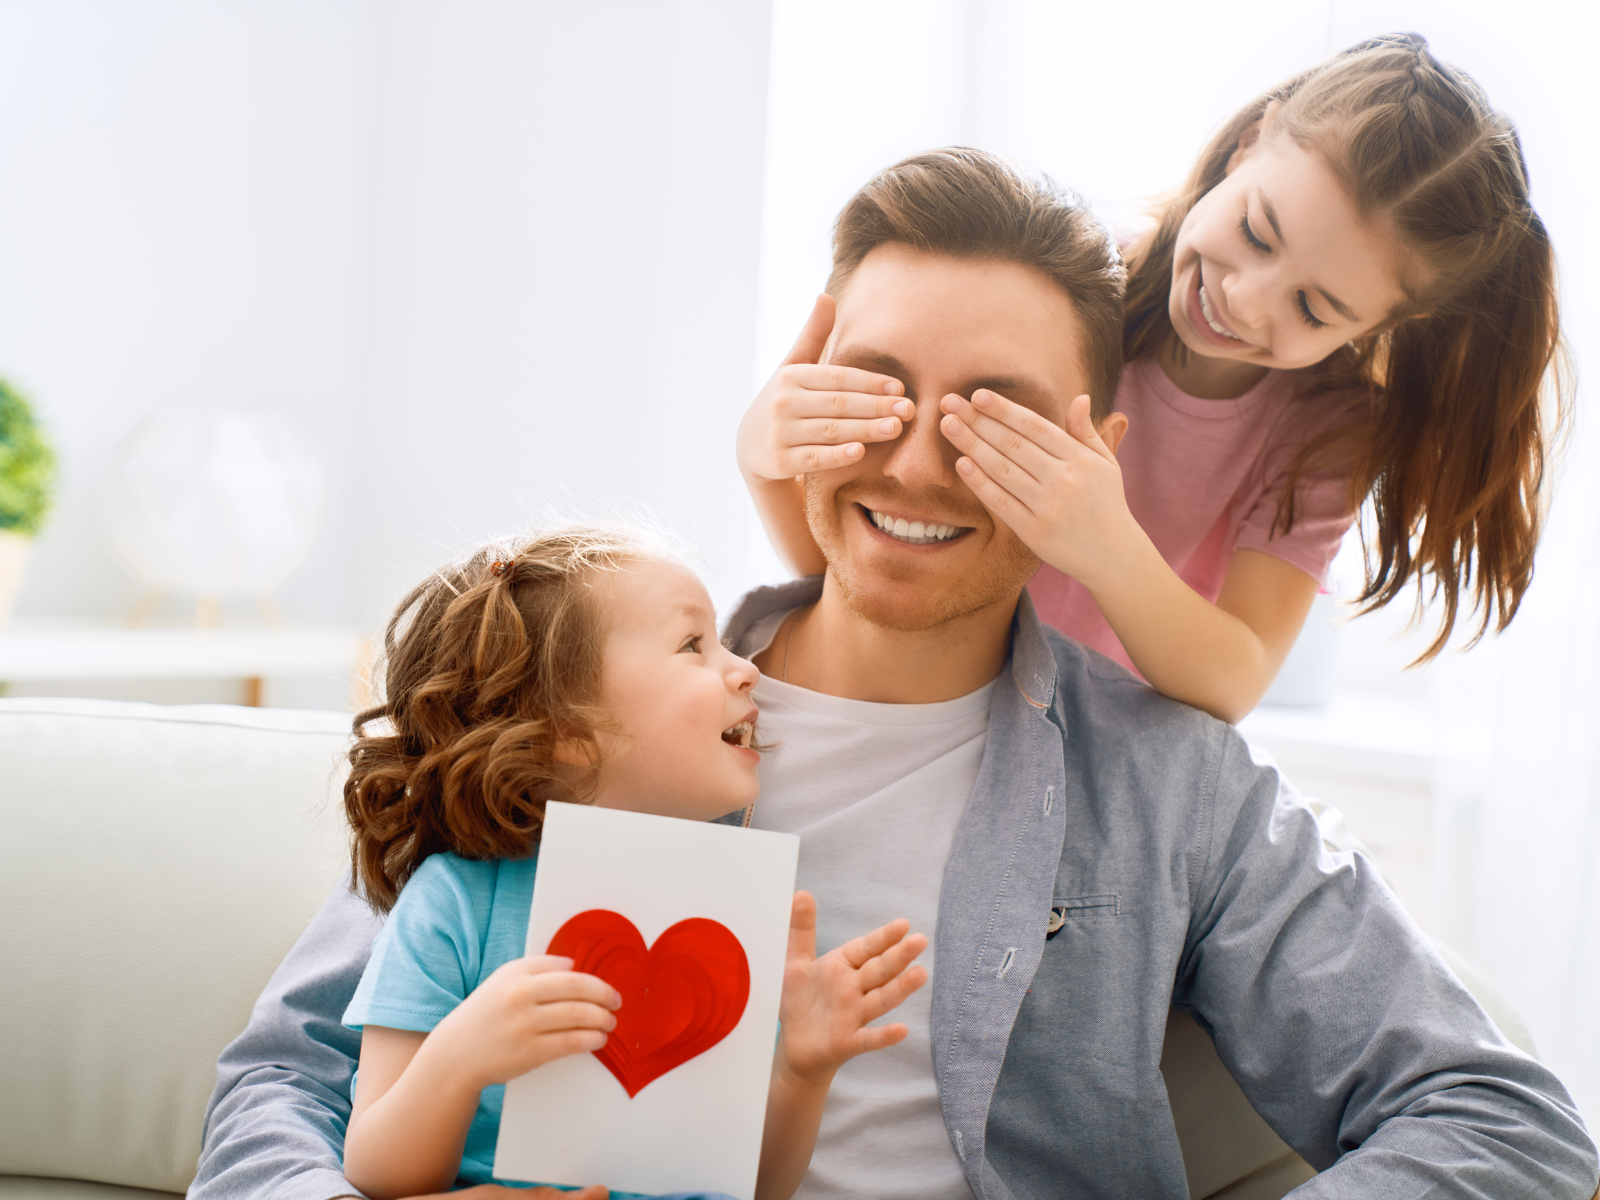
[0,0,772,633]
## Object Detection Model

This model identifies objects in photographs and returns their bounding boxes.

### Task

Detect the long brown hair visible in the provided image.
[828,147,1126,420]
[1123,33,1567,659]
[345,526,662,912]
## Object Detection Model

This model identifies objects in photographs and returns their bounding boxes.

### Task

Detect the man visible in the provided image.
[195,150,1598,1199]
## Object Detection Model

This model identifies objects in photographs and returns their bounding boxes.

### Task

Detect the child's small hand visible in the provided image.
[775,891,929,1086]
[940,389,1137,592]
[422,955,622,1093]
[738,295,913,482]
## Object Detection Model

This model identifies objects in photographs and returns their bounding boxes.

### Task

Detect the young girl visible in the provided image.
[338,526,928,1200]
[737,33,1565,722]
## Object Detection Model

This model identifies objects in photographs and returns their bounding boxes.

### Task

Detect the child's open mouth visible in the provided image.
[721,721,754,749]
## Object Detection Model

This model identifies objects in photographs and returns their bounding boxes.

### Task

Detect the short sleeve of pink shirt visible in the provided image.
[1029,358,1362,675]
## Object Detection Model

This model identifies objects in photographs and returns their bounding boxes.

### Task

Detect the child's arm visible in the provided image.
[939,389,1320,723]
[738,295,913,578]
[343,955,619,1200]
[756,892,929,1200]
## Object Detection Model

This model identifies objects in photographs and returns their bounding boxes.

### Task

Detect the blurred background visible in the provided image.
[0,0,1595,1128]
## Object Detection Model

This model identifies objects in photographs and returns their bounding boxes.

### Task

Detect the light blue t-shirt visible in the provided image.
[344,851,736,1200]
[343,852,540,1189]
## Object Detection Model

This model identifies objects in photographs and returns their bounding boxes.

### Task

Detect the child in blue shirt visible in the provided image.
[339,525,927,1200]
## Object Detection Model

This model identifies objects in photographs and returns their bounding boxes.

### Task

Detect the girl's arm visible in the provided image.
[756,893,928,1200]
[940,389,1318,723]
[343,955,620,1200]
[738,296,913,579]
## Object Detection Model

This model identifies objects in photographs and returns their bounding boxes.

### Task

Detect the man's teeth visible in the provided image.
[722,721,752,748]
[1198,284,1242,341]
[869,509,963,545]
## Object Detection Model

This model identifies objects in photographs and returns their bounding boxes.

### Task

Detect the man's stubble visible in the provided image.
[802,475,1041,633]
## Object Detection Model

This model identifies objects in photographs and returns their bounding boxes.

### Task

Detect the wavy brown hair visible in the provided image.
[1123,33,1568,659]
[827,147,1126,421]
[345,526,665,912]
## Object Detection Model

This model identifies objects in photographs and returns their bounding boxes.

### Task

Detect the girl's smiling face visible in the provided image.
[585,558,761,821]
[1167,121,1413,389]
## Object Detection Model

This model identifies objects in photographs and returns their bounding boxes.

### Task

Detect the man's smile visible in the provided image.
[860,504,973,546]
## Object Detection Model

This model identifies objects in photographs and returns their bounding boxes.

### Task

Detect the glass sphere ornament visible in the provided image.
[103,409,328,607]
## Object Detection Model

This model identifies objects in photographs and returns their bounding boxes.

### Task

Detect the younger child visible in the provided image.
[339,526,927,1200]
[738,34,1565,722]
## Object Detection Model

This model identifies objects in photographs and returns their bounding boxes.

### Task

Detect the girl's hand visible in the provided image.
[940,389,1136,592]
[737,295,913,482]
[775,891,928,1086]
[420,955,622,1094]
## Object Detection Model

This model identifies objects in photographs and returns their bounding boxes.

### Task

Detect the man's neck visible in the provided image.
[754,573,1017,704]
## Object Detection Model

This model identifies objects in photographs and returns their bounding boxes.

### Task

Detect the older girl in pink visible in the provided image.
[738,34,1565,722]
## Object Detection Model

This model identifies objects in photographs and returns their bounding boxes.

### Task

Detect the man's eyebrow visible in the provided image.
[830,346,911,380]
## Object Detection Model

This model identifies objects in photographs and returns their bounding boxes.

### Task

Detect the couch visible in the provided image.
[0,696,1535,1199]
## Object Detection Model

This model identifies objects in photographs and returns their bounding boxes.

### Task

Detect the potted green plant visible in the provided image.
[0,377,57,630]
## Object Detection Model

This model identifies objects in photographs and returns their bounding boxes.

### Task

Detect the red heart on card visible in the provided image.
[546,909,750,1098]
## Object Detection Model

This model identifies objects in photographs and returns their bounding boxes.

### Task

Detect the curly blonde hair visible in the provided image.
[344,525,669,912]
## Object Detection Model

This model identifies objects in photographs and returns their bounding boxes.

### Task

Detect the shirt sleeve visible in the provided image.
[1178,731,1599,1197]
[1233,463,1352,585]
[191,873,381,1200]
[342,854,486,1034]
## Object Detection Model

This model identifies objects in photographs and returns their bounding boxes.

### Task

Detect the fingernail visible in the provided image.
[883,380,903,395]
[957,457,974,475]
[847,442,864,458]
[892,400,913,418]
[973,390,992,407]
[877,418,897,435]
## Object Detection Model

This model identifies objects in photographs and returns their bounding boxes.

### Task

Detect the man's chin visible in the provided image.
[807,491,1039,632]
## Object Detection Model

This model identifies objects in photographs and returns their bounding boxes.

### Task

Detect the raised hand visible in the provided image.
[940,389,1135,590]
[775,891,929,1086]
[737,294,914,483]
[424,954,623,1092]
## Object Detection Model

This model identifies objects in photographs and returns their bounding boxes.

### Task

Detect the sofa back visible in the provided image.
[0,698,353,1195]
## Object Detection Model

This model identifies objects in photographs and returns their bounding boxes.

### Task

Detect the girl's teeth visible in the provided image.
[1199,285,1241,340]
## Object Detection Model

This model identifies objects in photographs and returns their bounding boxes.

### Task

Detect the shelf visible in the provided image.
[0,621,368,684]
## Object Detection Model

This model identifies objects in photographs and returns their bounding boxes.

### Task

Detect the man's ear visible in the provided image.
[1097,412,1129,457]
[1225,99,1281,175]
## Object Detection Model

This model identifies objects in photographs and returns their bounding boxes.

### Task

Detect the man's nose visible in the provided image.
[881,395,959,490]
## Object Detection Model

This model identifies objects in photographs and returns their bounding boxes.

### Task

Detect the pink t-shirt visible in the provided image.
[1029,357,1360,674]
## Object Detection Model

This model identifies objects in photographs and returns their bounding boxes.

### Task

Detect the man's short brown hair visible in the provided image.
[827,147,1125,420]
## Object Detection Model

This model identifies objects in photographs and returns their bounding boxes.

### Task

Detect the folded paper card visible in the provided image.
[494,802,799,1199]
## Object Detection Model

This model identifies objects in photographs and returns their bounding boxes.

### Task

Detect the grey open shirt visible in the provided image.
[195,578,1597,1199]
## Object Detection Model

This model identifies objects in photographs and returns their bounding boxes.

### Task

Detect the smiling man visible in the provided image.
[717,149,1596,1199]
[193,150,1597,1200]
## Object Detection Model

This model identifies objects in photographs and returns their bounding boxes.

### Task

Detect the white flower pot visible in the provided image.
[0,530,31,632]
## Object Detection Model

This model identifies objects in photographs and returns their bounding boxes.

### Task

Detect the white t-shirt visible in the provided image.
[746,612,992,1200]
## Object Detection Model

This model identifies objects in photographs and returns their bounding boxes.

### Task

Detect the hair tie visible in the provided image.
[490,560,512,578]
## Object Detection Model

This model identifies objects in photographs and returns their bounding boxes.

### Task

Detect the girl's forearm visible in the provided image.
[343,1041,483,1200]
[755,1059,833,1200]
[747,474,827,579]
[1084,533,1291,724]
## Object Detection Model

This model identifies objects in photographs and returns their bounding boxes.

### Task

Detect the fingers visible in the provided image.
[783,294,836,366]
[940,393,1062,485]
[855,930,928,993]
[1062,392,1116,462]
[779,369,910,419]
[514,964,623,1010]
[953,452,1036,530]
[788,891,818,963]
[846,1021,911,1057]
[865,963,929,1018]
[839,917,912,970]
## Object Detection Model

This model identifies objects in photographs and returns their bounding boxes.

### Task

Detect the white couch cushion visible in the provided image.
[0,699,352,1196]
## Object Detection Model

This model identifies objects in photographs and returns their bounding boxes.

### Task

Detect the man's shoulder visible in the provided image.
[1040,624,1226,749]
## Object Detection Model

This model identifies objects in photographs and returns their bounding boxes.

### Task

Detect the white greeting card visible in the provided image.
[494,802,799,1199]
